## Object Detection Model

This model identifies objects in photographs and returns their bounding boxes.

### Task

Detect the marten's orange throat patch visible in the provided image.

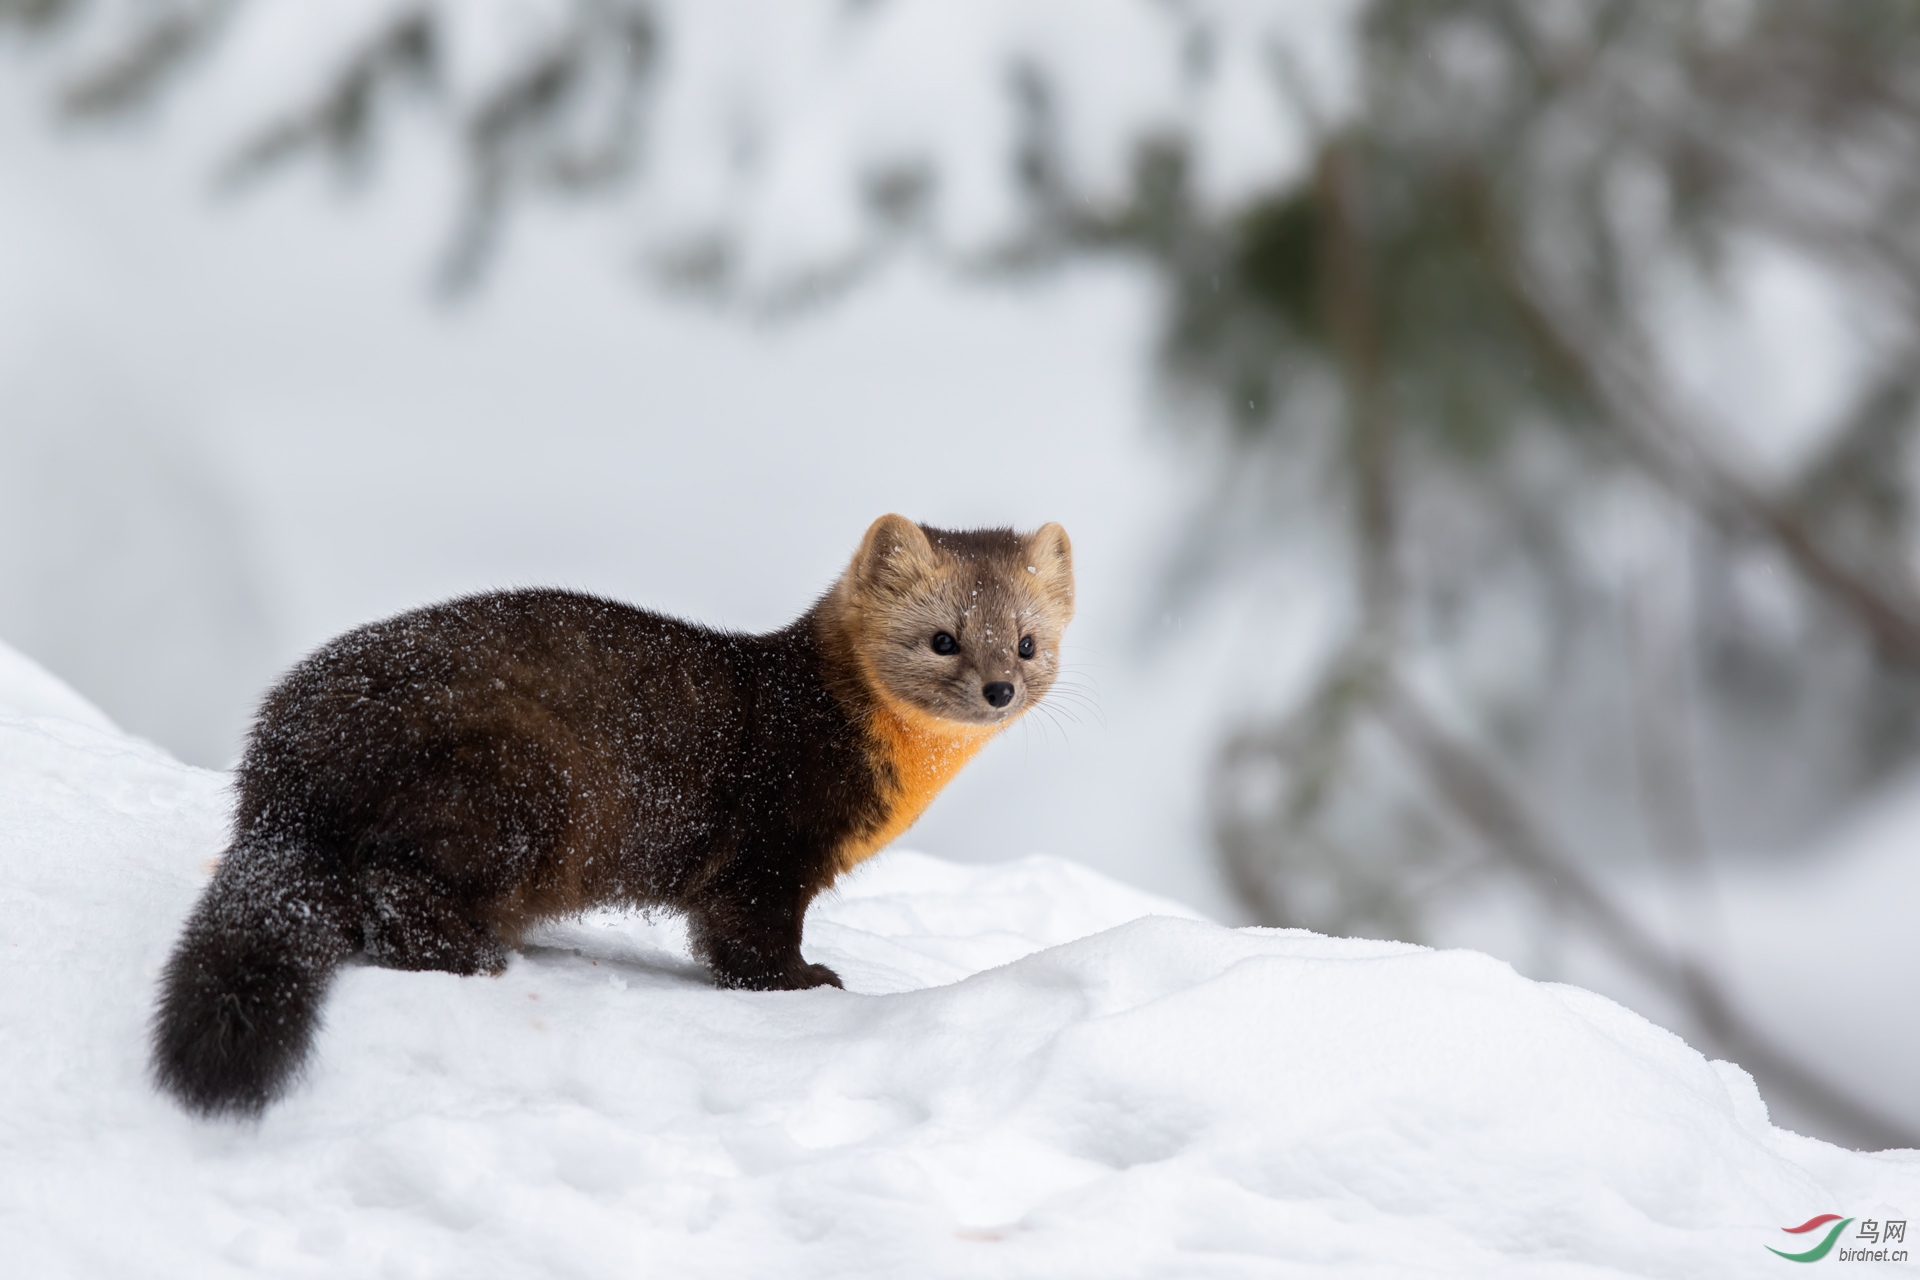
[837,696,1002,873]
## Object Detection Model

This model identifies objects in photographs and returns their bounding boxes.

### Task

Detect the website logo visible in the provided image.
[1768,1214,1909,1264]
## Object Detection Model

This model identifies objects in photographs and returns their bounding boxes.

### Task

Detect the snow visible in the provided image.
[4,643,1916,1277]
[1419,759,1920,1144]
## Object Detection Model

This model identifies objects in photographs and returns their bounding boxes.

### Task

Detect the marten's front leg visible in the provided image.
[687,856,842,991]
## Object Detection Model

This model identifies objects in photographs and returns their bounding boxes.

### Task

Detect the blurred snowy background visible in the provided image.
[3,0,1917,1150]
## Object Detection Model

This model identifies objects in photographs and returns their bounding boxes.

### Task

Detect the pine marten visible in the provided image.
[151,515,1074,1117]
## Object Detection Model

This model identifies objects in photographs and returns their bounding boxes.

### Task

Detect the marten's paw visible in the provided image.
[788,962,844,990]
[717,961,843,992]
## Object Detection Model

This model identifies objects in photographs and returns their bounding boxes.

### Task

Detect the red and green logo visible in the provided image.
[1769,1215,1852,1263]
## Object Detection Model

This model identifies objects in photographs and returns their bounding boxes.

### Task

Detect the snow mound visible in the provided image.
[2,649,1916,1278]
[0,636,119,732]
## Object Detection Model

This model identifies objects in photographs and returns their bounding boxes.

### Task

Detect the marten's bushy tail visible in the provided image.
[151,838,354,1117]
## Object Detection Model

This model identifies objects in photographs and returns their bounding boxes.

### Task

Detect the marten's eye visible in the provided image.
[1018,636,1036,659]
[931,631,959,655]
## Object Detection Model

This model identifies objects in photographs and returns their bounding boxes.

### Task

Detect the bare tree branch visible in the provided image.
[1318,137,1399,639]
[219,11,437,188]
[1478,200,1920,666]
[58,0,233,119]
[1621,573,1726,971]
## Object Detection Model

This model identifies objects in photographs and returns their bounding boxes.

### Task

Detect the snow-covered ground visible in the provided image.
[4,644,1916,1277]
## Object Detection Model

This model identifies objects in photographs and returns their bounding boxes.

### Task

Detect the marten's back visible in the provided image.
[235,588,864,922]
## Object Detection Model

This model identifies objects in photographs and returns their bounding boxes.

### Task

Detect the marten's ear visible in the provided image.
[851,513,937,595]
[1024,522,1074,619]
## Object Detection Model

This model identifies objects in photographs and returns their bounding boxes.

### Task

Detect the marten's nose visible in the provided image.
[982,681,1015,709]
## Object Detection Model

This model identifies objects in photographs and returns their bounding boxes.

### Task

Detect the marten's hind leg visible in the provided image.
[359,868,510,975]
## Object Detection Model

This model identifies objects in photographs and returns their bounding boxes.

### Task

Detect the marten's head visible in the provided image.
[829,514,1074,728]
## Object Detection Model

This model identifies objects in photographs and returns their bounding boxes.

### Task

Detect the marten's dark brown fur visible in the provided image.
[151,515,1074,1116]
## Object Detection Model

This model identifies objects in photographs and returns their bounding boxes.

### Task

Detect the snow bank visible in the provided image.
[0,636,120,732]
[2,645,1915,1278]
